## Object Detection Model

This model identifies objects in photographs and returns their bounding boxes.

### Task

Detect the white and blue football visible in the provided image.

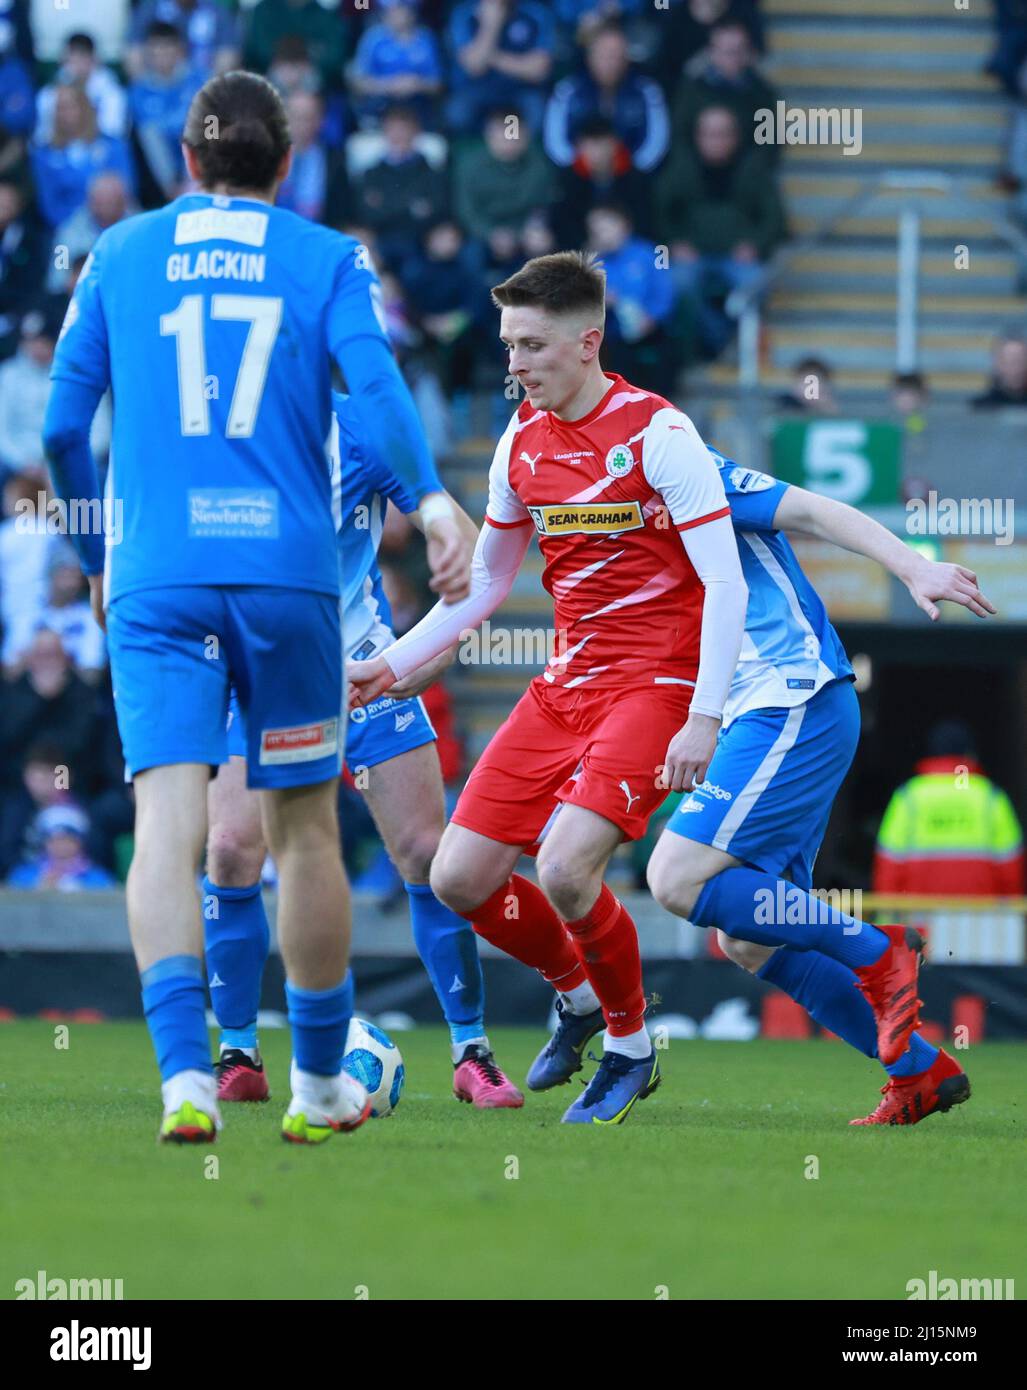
[342,1017,404,1118]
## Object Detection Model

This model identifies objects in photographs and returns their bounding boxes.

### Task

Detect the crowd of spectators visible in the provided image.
[0,0,781,889]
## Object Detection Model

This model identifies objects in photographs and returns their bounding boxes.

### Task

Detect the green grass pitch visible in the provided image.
[1,1022,1022,1301]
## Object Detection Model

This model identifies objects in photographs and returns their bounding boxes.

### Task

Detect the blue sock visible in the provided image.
[757,948,939,1076]
[692,868,889,968]
[758,948,878,1057]
[285,971,354,1077]
[202,876,269,1051]
[405,882,486,1047]
[886,1032,939,1078]
[141,954,211,1082]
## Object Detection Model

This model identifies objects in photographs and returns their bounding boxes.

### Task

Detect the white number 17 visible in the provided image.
[160,293,283,439]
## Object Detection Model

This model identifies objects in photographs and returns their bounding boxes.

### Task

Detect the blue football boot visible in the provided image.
[526,999,605,1091]
[561,1047,660,1125]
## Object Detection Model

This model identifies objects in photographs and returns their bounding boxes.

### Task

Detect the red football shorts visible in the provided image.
[450,676,694,847]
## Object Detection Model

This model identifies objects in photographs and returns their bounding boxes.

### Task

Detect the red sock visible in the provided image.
[459,874,586,991]
[564,884,646,1037]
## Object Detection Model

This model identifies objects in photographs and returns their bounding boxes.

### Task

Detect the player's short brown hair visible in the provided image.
[491,251,606,321]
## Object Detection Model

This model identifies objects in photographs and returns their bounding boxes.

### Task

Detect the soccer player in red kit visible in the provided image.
[349,252,748,1123]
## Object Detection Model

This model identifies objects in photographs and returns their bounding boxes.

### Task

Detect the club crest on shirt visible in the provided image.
[605,443,635,478]
[728,466,774,493]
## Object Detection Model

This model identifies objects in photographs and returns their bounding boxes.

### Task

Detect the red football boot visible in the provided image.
[850,1048,971,1126]
[853,924,924,1066]
[216,1048,270,1102]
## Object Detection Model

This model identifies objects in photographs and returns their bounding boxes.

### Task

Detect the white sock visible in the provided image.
[220,1043,259,1063]
[451,1035,488,1064]
[162,1068,218,1115]
[291,1063,342,1109]
[560,981,601,1015]
[603,1026,651,1060]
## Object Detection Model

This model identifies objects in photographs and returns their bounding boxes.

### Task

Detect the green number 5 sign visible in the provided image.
[771,420,902,506]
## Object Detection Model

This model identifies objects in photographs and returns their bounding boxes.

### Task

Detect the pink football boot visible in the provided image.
[453,1044,524,1109]
[216,1048,270,1102]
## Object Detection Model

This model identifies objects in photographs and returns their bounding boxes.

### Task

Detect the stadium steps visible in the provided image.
[686,0,1026,400]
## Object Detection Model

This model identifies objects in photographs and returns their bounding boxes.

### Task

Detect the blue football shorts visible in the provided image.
[107,585,342,789]
[226,667,436,774]
[665,677,860,891]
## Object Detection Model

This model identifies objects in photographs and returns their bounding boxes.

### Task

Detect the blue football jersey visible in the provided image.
[710,449,854,725]
[329,390,420,660]
[51,192,396,602]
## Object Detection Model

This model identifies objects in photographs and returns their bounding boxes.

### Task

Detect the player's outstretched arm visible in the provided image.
[348,518,532,708]
[772,486,997,621]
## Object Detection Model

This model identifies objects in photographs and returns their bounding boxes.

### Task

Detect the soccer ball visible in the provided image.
[342,1017,404,1118]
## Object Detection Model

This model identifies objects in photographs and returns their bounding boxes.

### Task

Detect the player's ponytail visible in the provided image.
[183,71,291,194]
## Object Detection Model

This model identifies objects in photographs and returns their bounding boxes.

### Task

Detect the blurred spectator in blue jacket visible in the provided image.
[6,803,115,890]
[0,0,35,64]
[46,172,134,294]
[448,0,555,134]
[36,32,127,142]
[587,202,676,396]
[31,86,135,228]
[351,0,443,129]
[129,22,205,204]
[278,88,327,222]
[127,0,241,80]
[544,21,669,173]
[0,21,35,142]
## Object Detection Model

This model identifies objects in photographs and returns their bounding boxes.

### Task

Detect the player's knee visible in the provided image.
[536,856,593,922]
[388,827,440,886]
[428,855,479,915]
[646,855,701,919]
[206,825,266,888]
[718,932,773,974]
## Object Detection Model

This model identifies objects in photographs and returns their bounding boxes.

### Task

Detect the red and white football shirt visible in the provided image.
[485,373,730,689]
